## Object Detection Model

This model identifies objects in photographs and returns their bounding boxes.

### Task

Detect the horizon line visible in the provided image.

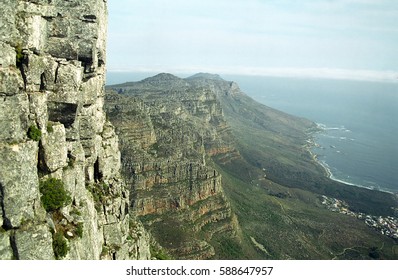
[107,66,398,83]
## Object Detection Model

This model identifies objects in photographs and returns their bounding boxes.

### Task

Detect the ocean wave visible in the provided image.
[319,160,373,188]
[316,123,327,129]
[316,123,350,132]
[323,135,338,139]
[314,158,394,194]
[326,127,342,131]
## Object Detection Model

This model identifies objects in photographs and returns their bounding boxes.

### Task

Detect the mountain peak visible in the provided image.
[187,73,225,81]
[142,73,182,82]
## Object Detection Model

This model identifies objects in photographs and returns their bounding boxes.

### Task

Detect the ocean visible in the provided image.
[224,75,398,194]
[107,72,398,193]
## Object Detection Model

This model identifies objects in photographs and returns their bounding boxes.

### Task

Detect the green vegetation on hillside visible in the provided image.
[213,159,397,259]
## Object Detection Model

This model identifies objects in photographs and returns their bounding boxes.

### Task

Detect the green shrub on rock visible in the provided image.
[39,178,71,212]
[15,44,24,68]
[52,231,69,259]
[75,223,83,238]
[47,123,54,133]
[27,125,42,141]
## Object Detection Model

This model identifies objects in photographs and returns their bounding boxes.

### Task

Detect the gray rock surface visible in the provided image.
[41,123,68,172]
[0,94,29,142]
[0,0,151,260]
[0,142,40,228]
[0,231,13,260]
[15,224,55,260]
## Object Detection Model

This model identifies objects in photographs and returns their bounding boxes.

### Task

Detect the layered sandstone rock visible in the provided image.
[106,74,241,259]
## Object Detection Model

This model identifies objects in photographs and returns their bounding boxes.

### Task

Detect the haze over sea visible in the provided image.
[107,72,398,194]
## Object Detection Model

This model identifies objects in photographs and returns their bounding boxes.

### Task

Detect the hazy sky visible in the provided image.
[107,0,398,81]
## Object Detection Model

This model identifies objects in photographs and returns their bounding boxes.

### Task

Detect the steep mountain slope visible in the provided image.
[107,73,398,259]
[105,74,243,259]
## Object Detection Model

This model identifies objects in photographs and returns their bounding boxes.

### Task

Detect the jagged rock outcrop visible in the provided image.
[106,74,241,259]
[0,0,150,260]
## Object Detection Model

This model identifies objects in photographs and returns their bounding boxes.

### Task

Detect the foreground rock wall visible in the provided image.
[0,0,150,260]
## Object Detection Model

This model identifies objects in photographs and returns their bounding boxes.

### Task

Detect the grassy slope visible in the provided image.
[216,162,398,259]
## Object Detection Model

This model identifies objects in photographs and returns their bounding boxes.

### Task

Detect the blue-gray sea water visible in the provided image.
[107,72,398,193]
[224,75,398,193]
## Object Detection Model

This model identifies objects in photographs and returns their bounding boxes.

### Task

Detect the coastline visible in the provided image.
[307,134,396,195]
[306,122,397,195]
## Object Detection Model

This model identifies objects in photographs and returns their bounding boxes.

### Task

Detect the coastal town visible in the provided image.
[321,195,398,240]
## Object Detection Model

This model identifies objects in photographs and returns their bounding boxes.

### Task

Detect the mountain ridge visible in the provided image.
[187,73,225,81]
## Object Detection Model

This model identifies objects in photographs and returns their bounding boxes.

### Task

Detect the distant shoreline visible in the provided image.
[307,128,396,195]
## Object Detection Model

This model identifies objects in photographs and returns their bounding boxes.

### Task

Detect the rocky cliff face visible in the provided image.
[0,0,150,260]
[106,74,241,259]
